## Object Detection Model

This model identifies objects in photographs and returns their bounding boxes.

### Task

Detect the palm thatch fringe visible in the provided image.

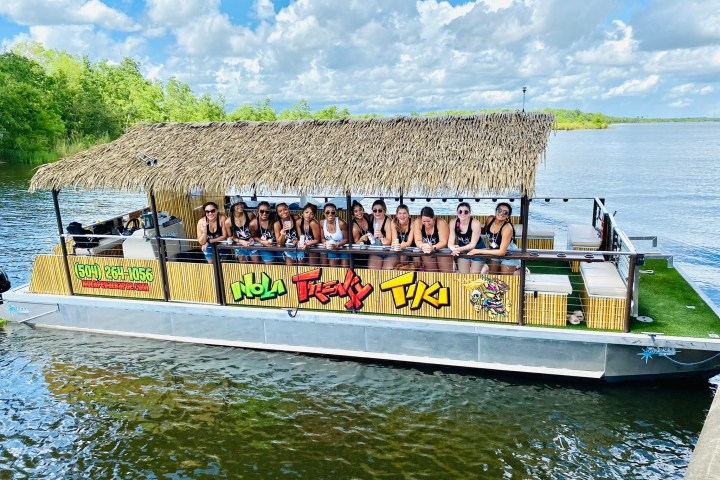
[30,113,554,197]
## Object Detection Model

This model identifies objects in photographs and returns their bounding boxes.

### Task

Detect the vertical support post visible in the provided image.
[346,191,357,314]
[399,188,404,205]
[52,189,74,295]
[211,241,226,305]
[149,189,170,302]
[624,253,637,333]
[592,199,598,228]
[517,195,530,326]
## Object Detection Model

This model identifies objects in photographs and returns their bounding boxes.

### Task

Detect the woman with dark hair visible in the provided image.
[468,202,521,274]
[412,206,452,272]
[297,203,321,265]
[449,201,488,274]
[367,199,396,270]
[275,202,303,265]
[196,201,227,264]
[224,200,258,263]
[251,201,279,264]
[321,203,350,267]
[351,200,373,246]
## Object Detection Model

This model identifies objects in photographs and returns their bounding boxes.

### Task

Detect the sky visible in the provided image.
[1,0,719,118]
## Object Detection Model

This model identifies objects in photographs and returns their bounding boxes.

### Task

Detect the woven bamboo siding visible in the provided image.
[167,261,217,303]
[29,255,71,295]
[571,247,599,272]
[221,264,519,323]
[580,291,625,330]
[150,191,225,239]
[515,238,554,250]
[524,293,568,326]
[68,257,164,300]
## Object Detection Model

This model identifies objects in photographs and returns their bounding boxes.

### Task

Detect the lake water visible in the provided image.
[1,122,719,478]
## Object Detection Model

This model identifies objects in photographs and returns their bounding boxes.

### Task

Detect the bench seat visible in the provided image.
[580,262,627,330]
[74,236,125,256]
[568,224,601,272]
[524,273,572,326]
[513,224,555,250]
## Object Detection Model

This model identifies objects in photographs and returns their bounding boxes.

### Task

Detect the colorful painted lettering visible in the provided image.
[379,271,450,310]
[230,272,287,301]
[291,268,373,310]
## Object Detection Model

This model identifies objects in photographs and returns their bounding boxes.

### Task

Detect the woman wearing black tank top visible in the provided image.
[196,201,227,264]
[224,201,258,263]
[449,202,489,274]
[468,202,521,275]
[368,199,397,270]
[392,204,415,266]
[298,203,321,266]
[412,206,452,273]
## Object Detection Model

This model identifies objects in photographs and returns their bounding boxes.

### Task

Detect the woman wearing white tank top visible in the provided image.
[321,203,350,267]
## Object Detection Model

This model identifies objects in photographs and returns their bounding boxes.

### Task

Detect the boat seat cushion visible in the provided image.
[568,224,601,248]
[525,273,572,294]
[581,262,626,297]
[513,224,555,238]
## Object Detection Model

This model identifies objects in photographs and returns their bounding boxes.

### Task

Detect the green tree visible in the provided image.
[0,53,65,152]
[279,99,313,120]
[228,98,277,121]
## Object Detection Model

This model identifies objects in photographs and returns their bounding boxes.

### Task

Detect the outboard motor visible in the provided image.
[0,266,11,304]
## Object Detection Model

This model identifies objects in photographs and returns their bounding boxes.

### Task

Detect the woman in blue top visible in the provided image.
[449,201,488,274]
[468,202,521,275]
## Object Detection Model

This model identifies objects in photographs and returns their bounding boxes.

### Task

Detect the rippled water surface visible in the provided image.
[1,122,719,478]
[0,327,713,479]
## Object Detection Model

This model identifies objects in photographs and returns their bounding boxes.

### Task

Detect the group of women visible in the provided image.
[196,199,522,274]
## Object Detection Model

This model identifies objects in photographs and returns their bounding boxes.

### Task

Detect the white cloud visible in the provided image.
[254,0,275,20]
[668,83,714,97]
[2,0,719,117]
[574,20,638,65]
[0,0,139,31]
[602,75,661,99]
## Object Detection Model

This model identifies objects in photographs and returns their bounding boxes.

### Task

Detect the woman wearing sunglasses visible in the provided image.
[468,202,521,275]
[412,206,452,273]
[275,202,303,265]
[321,203,350,267]
[367,199,397,270]
[449,202,488,274]
[251,201,279,264]
[196,201,227,264]
[297,203,321,266]
[224,200,258,263]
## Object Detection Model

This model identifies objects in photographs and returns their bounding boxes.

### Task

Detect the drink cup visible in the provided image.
[299,235,306,248]
[422,242,432,253]
[283,220,292,230]
[392,239,401,251]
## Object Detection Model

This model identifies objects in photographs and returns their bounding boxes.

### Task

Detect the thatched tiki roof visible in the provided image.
[30,113,555,197]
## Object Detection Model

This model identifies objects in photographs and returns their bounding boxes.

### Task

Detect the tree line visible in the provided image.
[0,43,352,163]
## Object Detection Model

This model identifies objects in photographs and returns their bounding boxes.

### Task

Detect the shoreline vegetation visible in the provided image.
[2,43,718,165]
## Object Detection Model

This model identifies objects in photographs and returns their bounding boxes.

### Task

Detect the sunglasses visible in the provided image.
[372,208,384,213]
[496,208,510,216]
[205,209,216,213]
[258,209,270,214]
[325,210,336,215]
[457,209,470,214]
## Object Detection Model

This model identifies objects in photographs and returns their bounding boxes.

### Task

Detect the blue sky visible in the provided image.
[1,0,719,117]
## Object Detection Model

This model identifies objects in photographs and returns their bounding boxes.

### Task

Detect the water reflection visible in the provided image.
[0,326,712,479]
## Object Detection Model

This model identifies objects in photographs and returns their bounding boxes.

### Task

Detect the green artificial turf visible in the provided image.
[632,259,720,338]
